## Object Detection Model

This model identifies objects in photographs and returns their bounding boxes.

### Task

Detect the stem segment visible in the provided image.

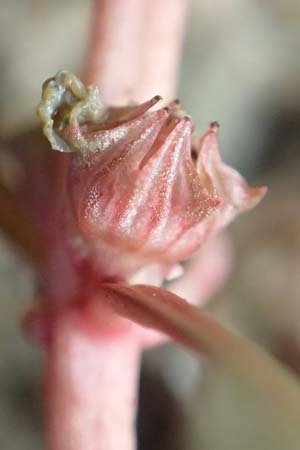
[84,0,188,104]
[45,2,189,449]
[46,310,140,450]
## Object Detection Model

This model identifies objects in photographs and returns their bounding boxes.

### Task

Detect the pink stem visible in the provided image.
[46,309,140,450]
[84,0,188,104]
[45,2,188,449]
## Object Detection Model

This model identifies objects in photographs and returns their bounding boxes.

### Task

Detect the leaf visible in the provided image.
[92,283,300,428]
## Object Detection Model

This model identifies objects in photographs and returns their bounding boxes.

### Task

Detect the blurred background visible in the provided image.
[0,1,300,449]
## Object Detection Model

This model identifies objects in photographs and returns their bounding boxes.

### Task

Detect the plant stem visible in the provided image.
[84,0,188,104]
[45,2,189,449]
[46,309,140,450]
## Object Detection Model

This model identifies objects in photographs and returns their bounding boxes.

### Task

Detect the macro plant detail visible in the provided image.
[18,70,267,450]
[2,3,300,450]
[37,70,265,280]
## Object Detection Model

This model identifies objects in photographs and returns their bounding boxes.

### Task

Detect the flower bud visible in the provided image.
[38,72,266,268]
